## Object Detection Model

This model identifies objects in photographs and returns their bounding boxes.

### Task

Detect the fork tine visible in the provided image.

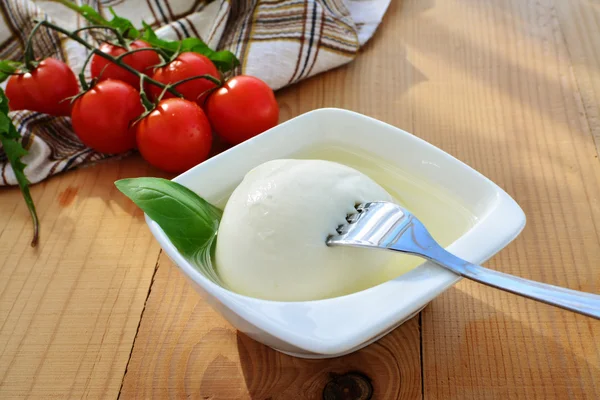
[328,202,600,320]
[327,202,411,248]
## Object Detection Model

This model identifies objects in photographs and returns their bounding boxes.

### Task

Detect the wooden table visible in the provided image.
[2,0,599,398]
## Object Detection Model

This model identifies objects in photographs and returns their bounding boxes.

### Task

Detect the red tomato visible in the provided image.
[91,40,160,89]
[149,52,219,105]
[71,80,144,154]
[136,98,212,173]
[5,58,79,116]
[206,75,278,145]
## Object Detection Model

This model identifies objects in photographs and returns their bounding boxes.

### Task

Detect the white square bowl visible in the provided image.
[145,108,526,358]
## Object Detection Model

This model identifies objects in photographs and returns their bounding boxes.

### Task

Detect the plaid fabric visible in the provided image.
[0,0,390,185]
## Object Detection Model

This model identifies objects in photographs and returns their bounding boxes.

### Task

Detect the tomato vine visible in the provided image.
[0,3,239,246]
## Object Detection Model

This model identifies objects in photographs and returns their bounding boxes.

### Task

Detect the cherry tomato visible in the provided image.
[91,40,160,89]
[5,58,79,116]
[149,52,219,105]
[136,98,212,173]
[206,75,278,145]
[71,80,144,154]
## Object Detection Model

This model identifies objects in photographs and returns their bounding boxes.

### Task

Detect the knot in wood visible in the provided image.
[322,372,373,400]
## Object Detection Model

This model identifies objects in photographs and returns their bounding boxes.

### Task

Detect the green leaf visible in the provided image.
[0,88,39,246]
[140,22,158,41]
[179,37,211,53]
[115,177,224,284]
[78,4,109,25]
[53,0,240,72]
[176,38,239,71]
[107,7,140,38]
[206,50,239,71]
[139,23,240,72]
[114,177,221,259]
[0,60,21,84]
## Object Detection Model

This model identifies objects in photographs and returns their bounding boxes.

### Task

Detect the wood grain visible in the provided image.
[121,253,421,399]
[0,155,166,399]
[554,0,600,155]
[122,1,425,398]
[122,0,599,399]
[406,0,600,398]
[2,0,600,398]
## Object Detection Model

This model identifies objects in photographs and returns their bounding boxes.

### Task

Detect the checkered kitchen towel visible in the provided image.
[0,0,390,185]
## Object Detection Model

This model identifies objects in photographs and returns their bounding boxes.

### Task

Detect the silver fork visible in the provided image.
[326,201,600,319]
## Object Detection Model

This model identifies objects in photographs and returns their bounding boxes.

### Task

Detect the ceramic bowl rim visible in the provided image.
[145,108,526,355]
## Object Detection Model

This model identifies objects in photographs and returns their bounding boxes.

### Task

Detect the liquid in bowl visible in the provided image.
[211,144,478,299]
[147,108,525,357]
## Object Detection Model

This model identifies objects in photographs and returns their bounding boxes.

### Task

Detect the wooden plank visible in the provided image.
[121,1,425,398]
[0,155,165,399]
[121,254,421,399]
[553,0,600,155]
[122,0,600,398]
[4,0,598,397]
[403,0,600,398]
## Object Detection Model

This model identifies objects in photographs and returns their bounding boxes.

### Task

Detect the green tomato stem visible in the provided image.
[169,74,222,88]
[138,75,155,111]
[78,51,96,91]
[23,20,45,71]
[154,74,221,104]
[33,19,183,98]
[23,186,39,247]
[72,25,127,47]
[116,46,170,64]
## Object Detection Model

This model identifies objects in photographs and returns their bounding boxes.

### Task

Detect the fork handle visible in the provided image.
[422,246,600,320]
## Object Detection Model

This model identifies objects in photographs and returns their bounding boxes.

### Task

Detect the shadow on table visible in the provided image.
[399,0,593,139]
[45,135,233,223]
[234,285,598,399]
[421,284,600,398]
[235,309,418,399]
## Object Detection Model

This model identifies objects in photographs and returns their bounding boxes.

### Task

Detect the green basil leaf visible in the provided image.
[140,25,180,54]
[77,5,109,25]
[140,21,159,41]
[59,3,240,72]
[0,88,39,246]
[0,60,21,84]
[207,50,240,71]
[114,177,222,259]
[179,37,211,53]
[140,23,239,72]
[0,87,7,114]
[107,7,140,37]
